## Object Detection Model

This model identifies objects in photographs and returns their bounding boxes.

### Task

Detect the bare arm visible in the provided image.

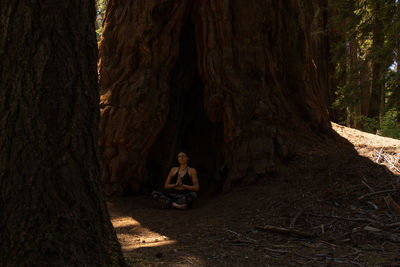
[164,168,178,190]
[182,168,199,192]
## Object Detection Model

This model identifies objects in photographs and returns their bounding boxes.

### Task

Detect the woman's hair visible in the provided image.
[178,149,189,157]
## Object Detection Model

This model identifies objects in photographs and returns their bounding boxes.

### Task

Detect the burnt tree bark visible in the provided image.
[99,0,332,195]
[0,1,124,266]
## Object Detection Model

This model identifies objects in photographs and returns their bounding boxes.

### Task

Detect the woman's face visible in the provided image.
[178,152,188,165]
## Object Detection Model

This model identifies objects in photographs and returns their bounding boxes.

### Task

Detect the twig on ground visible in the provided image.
[358,189,399,200]
[384,222,400,228]
[184,257,195,265]
[374,149,400,173]
[363,225,400,242]
[255,225,317,238]
[376,148,383,163]
[307,213,384,226]
[226,239,256,245]
[349,261,364,267]
[271,244,297,249]
[225,229,241,237]
[294,252,317,261]
[290,209,305,229]
[383,155,400,173]
[263,247,288,254]
[341,248,360,258]
[225,229,257,243]
[384,194,400,215]
[367,201,379,210]
[376,150,400,173]
[361,179,375,192]
[225,240,290,253]
[319,240,337,247]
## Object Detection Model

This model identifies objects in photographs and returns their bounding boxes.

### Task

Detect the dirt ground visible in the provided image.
[107,123,400,266]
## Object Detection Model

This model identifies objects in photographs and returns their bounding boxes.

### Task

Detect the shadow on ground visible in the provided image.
[107,129,400,266]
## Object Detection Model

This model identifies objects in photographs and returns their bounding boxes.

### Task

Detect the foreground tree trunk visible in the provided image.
[0,1,124,265]
[99,0,332,195]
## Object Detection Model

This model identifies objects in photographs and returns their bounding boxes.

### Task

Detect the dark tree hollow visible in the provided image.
[146,17,225,194]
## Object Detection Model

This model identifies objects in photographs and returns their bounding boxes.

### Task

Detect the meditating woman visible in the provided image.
[151,151,199,209]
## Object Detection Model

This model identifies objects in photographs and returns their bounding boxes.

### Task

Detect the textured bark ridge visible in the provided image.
[99,0,332,195]
[0,1,124,265]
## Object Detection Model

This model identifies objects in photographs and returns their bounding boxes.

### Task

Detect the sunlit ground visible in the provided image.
[112,216,176,248]
[111,216,205,265]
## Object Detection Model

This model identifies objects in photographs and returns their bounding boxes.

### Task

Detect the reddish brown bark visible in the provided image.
[0,1,124,265]
[99,0,332,195]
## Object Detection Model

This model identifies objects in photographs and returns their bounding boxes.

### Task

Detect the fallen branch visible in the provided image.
[367,201,379,210]
[290,209,305,229]
[384,194,400,215]
[358,189,399,200]
[255,225,317,238]
[294,252,317,261]
[361,179,374,192]
[225,241,289,253]
[226,239,255,245]
[384,222,400,228]
[306,213,384,226]
[375,149,400,173]
[263,247,288,254]
[383,155,400,173]
[363,226,400,243]
[376,148,383,163]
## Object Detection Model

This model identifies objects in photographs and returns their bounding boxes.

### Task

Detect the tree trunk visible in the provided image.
[98,0,332,195]
[348,39,361,129]
[368,1,385,128]
[360,57,373,116]
[0,1,124,266]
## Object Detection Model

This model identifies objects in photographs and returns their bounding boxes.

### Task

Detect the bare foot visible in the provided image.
[172,202,187,210]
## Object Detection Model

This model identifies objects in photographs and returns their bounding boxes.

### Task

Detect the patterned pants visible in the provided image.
[151,190,198,208]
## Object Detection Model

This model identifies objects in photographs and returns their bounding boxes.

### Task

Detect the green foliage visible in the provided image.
[355,110,400,139]
[381,108,400,138]
[385,69,400,109]
[95,0,106,42]
[358,115,379,134]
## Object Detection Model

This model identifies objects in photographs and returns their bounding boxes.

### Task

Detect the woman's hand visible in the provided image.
[176,177,183,187]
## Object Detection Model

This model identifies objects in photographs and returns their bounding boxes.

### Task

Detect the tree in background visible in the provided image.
[0,1,124,265]
[331,0,400,137]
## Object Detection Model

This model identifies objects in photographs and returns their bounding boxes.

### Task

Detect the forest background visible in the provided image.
[97,0,400,138]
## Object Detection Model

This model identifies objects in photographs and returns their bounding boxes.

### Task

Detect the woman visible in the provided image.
[151,151,199,210]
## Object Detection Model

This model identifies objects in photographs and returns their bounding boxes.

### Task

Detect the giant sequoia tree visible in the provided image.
[99,0,333,195]
[0,1,124,265]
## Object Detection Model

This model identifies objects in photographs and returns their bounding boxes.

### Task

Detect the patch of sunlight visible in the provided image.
[112,216,141,228]
[111,216,177,250]
[122,239,177,250]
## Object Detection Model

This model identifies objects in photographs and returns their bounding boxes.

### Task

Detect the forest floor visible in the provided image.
[107,122,400,266]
